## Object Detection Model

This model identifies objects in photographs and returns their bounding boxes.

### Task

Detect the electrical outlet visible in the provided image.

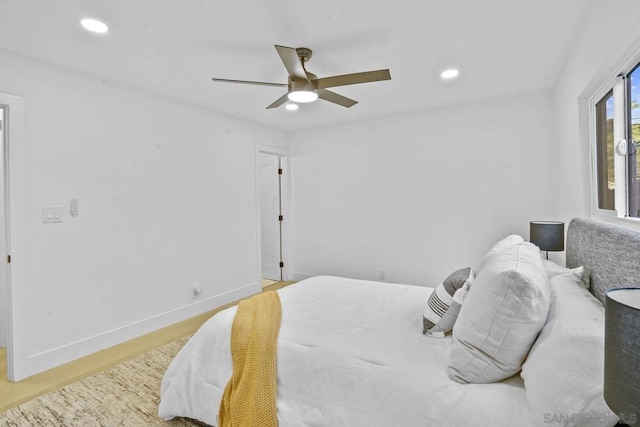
[192,283,202,296]
[378,270,386,281]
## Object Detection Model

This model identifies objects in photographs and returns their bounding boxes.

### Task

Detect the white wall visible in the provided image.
[289,92,558,286]
[0,50,286,379]
[553,1,640,230]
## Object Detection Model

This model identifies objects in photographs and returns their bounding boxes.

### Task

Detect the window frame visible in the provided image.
[626,62,640,218]
[589,74,621,219]
[594,89,614,211]
[589,48,640,222]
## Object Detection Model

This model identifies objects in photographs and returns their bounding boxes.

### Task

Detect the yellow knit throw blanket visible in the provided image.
[219,291,282,427]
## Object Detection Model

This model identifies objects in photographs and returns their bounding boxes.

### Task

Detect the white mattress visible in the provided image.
[159,276,531,426]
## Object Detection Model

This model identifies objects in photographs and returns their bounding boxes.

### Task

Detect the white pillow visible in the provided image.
[520,271,618,427]
[541,259,590,288]
[448,242,550,384]
[485,233,524,256]
[476,234,524,273]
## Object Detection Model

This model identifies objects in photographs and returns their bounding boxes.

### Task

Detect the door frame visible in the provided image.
[0,106,5,350]
[0,91,26,381]
[255,145,290,285]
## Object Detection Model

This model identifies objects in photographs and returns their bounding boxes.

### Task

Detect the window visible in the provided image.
[595,90,614,210]
[593,59,640,218]
[628,64,640,217]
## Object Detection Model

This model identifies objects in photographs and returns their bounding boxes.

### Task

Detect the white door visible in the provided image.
[257,153,282,281]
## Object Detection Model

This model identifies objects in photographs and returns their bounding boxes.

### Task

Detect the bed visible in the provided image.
[159,218,636,426]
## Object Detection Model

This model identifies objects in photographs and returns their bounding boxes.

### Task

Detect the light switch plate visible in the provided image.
[70,199,78,217]
[43,206,63,223]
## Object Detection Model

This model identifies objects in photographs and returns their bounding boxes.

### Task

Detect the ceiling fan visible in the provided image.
[211,45,391,109]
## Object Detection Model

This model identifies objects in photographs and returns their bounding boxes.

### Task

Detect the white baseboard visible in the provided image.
[20,282,260,380]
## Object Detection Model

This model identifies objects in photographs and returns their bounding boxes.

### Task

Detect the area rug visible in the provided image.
[0,335,206,426]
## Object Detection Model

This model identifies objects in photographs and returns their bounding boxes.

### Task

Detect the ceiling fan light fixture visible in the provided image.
[287,90,318,103]
[211,45,391,109]
[285,103,299,111]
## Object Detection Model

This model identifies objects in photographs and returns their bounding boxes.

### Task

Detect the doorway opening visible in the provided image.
[0,106,5,352]
[0,91,21,382]
[0,103,9,382]
[256,149,288,287]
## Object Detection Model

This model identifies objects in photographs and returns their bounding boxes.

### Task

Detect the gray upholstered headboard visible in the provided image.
[566,217,640,304]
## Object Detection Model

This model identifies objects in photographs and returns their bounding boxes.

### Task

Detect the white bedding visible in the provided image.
[159,276,531,426]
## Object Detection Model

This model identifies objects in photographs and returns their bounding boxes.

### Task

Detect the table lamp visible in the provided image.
[529,221,564,259]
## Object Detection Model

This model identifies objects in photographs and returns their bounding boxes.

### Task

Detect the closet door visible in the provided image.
[257,152,282,281]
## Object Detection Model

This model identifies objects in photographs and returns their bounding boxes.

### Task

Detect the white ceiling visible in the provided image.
[0,0,593,132]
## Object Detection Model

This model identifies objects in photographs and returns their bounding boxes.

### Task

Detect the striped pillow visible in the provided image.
[423,268,474,334]
[425,282,472,337]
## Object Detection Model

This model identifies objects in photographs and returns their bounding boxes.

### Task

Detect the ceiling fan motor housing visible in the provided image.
[289,77,314,91]
[295,47,313,63]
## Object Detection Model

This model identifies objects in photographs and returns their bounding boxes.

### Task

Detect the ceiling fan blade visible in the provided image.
[317,89,358,108]
[211,77,287,88]
[274,45,308,81]
[266,93,290,109]
[314,69,391,90]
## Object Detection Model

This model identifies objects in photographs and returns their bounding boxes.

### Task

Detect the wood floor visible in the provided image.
[0,280,295,413]
[261,278,278,287]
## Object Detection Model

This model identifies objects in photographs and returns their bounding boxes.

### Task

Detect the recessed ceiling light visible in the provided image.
[81,18,109,34]
[285,103,299,111]
[440,68,460,80]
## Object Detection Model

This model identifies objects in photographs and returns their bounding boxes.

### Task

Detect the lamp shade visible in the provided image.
[604,288,640,422]
[529,221,564,252]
